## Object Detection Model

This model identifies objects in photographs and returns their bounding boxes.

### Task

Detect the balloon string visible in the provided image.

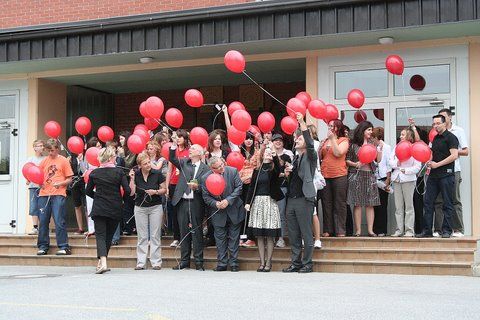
[154,118,173,132]
[401,74,410,121]
[211,108,224,130]
[57,138,71,157]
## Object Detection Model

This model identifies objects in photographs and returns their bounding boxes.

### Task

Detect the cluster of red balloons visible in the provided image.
[22,162,44,185]
[395,140,432,163]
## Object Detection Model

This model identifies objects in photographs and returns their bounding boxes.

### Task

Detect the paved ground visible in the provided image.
[0,266,479,320]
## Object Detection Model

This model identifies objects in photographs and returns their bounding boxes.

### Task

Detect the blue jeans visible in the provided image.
[37,195,69,251]
[28,188,40,216]
[423,175,455,235]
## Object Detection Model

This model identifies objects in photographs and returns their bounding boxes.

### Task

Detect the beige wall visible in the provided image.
[469,43,480,236]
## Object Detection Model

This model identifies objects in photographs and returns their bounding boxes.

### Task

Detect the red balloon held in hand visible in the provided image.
[257,112,275,133]
[144,118,159,131]
[286,98,307,118]
[324,104,339,122]
[428,128,437,143]
[85,147,101,167]
[224,50,246,73]
[226,151,245,171]
[411,141,432,163]
[67,136,85,154]
[228,101,246,117]
[190,127,209,148]
[75,117,92,136]
[280,116,298,135]
[83,169,93,184]
[127,134,146,154]
[231,110,251,132]
[44,121,61,139]
[22,162,35,180]
[358,144,377,164]
[395,141,412,162]
[227,127,246,146]
[133,129,150,145]
[295,92,312,107]
[347,89,365,109]
[308,99,327,119]
[27,165,44,185]
[185,89,204,108]
[165,108,183,128]
[206,173,226,196]
[386,55,404,75]
[139,101,149,118]
[161,142,172,161]
[145,96,164,119]
[97,126,114,143]
[354,110,367,123]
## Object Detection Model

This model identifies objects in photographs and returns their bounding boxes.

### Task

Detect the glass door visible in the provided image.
[337,103,390,141]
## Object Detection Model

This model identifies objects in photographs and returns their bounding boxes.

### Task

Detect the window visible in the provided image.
[0,95,15,119]
[394,65,450,96]
[335,69,388,99]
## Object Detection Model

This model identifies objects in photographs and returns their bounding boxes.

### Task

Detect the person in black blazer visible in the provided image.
[202,157,244,272]
[85,147,131,274]
[244,142,284,272]
[169,140,210,271]
[282,113,318,274]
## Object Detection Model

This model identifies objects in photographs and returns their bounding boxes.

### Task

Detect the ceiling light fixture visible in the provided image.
[378,37,394,45]
[139,57,154,64]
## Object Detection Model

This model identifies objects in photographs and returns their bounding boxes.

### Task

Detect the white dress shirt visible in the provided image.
[182,161,200,199]
[389,146,422,183]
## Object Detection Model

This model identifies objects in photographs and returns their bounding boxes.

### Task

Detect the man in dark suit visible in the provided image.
[169,140,210,271]
[283,113,318,273]
[202,157,244,272]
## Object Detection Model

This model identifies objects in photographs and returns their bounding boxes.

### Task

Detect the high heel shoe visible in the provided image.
[264,263,272,272]
[368,233,377,237]
[256,265,265,272]
[95,265,109,274]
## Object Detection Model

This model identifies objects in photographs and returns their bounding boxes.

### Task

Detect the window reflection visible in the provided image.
[394,65,450,96]
[341,108,385,133]
[0,129,10,175]
[395,106,443,144]
[335,69,388,99]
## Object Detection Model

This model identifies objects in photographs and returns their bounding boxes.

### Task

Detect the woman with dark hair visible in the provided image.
[207,129,230,159]
[166,129,190,247]
[319,119,349,237]
[345,121,382,237]
[117,131,137,236]
[244,143,283,272]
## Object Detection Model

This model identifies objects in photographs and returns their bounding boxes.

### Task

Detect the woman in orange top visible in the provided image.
[320,119,349,237]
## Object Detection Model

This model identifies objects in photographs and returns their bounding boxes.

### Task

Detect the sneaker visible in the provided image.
[391,231,403,237]
[314,240,322,249]
[170,240,179,247]
[28,228,38,235]
[404,232,415,237]
[55,248,72,255]
[36,249,48,255]
[242,240,256,247]
[276,238,286,248]
[432,232,441,238]
[452,232,464,238]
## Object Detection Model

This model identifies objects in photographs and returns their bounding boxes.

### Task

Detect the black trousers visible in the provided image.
[241,183,255,241]
[413,176,425,234]
[168,184,181,241]
[177,197,205,265]
[373,186,389,235]
[122,195,136,233]
[93,216,119,258]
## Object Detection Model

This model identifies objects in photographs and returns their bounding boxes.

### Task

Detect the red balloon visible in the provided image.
[224,50,246,73]
[127,134,146,154]
[133,129,150,145]
[226,151,245,171]
[428,128,438,143]
[27,165,44,185]
[257,112,275,133]
[354,110,367,123]
[135,124,149,132]
[139,101,149,118]
[358,144,377,164]
[190,127,209,148]
[280,116,298,135]
[85,147,101,167]
[165,108,184,128]
[386,55,404,75]
[83,169,93,184]
[75,117,92,136]
[286,98,307,118]
[145,96,164,118]
[97,126,114,143]
[67,136,85,154]
[144,118,160,130]
[373,109,384,121]
[228,101,246,117]
[395,141,412,162]
[308,99,327,119]
[324,104,339,122]
[295,92,312,107]
[185,89,204,108]
[227,127,246,146]
[161,142,172,161]
[248,125,260,136]
[22,162,35,180]
[205,173,226,196]
[44,121,61,139]
[231,110,252,132]
[412,141,432,163]
[347,89,365,109]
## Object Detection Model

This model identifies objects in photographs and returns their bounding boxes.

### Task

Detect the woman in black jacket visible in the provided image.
[85,147,130,274]
[244,143,284,272]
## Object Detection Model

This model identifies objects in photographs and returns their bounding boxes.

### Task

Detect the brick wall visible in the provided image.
[0,0,252,29]
[114,82,305,134]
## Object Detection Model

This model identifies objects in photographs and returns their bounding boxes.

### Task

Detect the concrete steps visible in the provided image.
[0,234,478,276]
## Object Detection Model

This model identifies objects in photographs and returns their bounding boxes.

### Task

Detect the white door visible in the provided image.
[0,93,18,233]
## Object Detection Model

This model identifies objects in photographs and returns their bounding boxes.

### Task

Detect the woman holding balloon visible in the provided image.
[389,128,421,237]
[345,121,381,237]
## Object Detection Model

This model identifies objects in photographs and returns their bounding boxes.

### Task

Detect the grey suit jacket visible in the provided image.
[169,147,209,207]
[201,166,245,227]
[295,129,318,201]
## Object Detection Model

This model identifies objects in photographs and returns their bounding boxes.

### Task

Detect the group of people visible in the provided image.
[26,105,468,273]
